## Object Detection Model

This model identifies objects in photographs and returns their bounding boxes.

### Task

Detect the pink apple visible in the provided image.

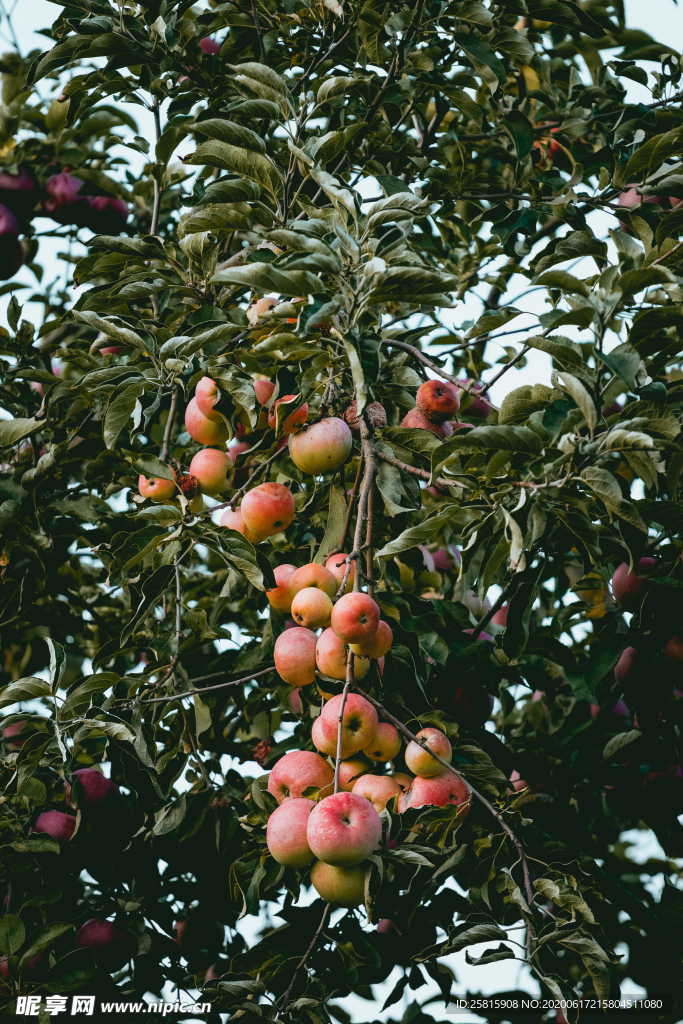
[352,774,401,813]
[188,448,231,496]
[291,587,333,629]
[398,772,471,814]
[324,552,356,592]
[337,757,370,791]
[319,692,378,756]
[363,721,401,762]
[240,482,295,542]
[350,620,393,659]
[184,397,229,445]
[316,628,370,681]
[288,417,353,475]
[405,727,452,778]
[610,557,657,610]
[267,750,333,803]
[330,592,380,644]
[266,563,296,613]
[306,791,381,865]
[138,471,176,502]
[266,798,315,866]
[290,563,338,599]
[34,810,76,841]
[274,626,317,686]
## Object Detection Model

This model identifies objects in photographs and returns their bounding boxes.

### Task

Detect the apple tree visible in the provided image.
[0,0,682,1020]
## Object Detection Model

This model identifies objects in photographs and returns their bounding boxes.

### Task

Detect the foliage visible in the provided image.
[0,0,682,1021]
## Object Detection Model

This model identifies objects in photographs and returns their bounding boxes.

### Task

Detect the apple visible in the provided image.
[246,295,278,326]
[462,590,491,619]
[266,563,297,613]
[610,557,657,609]
[240,482,295,541]
[352,774,401,813]
[287,688,304,715]
[185,397,230,445]
[274,626,317,686]
[416,379,460,422]
[330,592,380,644]
[316,628,370,681]
[399,772,471,814]
[68,768,118,808]
[188,449,231,496]
[137,472,176,502]
[289,417,353,475]
[194,376,220,417]
[44,171,84,221]
[266,798,315,867]
[291,587,333,629]
[267,750,334,803]
[33,810,76,841]
[319,692,378,755]
[0,202,19,238]
[199,36,221,54]
[268,395,308,435]
[458,380,495,418]
[337,757,370,791]
[253,378,275,406]
[363,722,401,762]
[350,620,393,659]
[405,727,452,778]
[400,407,454,437]
[614,646,641,686]
[324,552,356,592]
[0,167,38,217]
[219,506,255,541]
[227,438,251,464]
[75,918,131,967]
[490,605,509,630]
[430,546,461,572]
[1,719,28,749]
[310,861,366,906]
[83,195,128,234]
[391,772,413,792]
[306,791,381,865]
[290,563,338,599]
[312,714,339,757]
[663,635,683,663]
[450,684,494,725]
[509,770,527,793]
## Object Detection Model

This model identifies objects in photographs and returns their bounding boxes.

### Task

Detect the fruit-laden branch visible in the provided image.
[356,686,535,909]
[141,665,275,704]
[374,449,464,491]
[380,339,477,396]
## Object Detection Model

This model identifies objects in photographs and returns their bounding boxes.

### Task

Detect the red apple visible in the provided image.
[268,395,308,435]
[267,750,334,803]
[352,774,401,813]
[199,36,221,55]
[416,379,460,422]
[310,861,366,906]
[663,635,683,663]
[266,563,297,613]
[324,552,356,592]
[219,506,255,541]
[240,482,295,541]
[68,768,118,808]
[290,563,338,599]
[75,918,131,967]
[138,471,176,502]
[337,757,370,792]
[405,727,452,778]
[185,397,229,445]
[330,592,380,644]
[33,810,76,841]
[266,798,315,867]
[610,557,657,610]
[399,771,471,814]
[247,295,278,326]
[350,620,393,660]
[291,587,333,629]
[316,628,370,681]
[253,378,275,406]
[188,448,231,496]
[614,646,642,686]
[319,692,378,755]
[1,720,28,749]
[306,791,381,865]
[289,417,353,475]
[400,407,454,437]
[363,722,401,763]
[274,626,317,686]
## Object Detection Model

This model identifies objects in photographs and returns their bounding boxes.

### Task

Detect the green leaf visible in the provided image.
[192,118,266,153]
[376,507,457,558]
[19,924,73,967]
[553,371,597,434]
[0,417,40,447]
[465,943,515,966]
[0,915,25,955]
[504,110,534,158]
[622,127,683,187]
[185,140,281,195]
[603,729,642,760]
[212,262,322,296]
[0,677,51,709]
[103,381,145,449]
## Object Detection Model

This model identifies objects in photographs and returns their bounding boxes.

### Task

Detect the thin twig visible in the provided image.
[380,339,477,396]
[159,386,178,463]
[276,904,330,1014]
[142,666,274,704]
[375,449,463,491]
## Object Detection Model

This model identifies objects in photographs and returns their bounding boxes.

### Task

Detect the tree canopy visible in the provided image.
[0,1,682,1021]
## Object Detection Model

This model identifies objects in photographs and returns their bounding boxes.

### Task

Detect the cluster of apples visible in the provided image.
[265,712,471,907]
[0,166,129,280]
[612,557,683,684]
[268,559,392,691]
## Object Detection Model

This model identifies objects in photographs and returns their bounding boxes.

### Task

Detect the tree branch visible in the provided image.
[142,666,274,705]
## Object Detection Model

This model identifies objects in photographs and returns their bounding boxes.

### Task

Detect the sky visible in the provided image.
[2,1,681,1021]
